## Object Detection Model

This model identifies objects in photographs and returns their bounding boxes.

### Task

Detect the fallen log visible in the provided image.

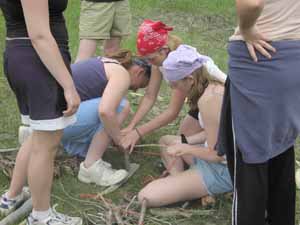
[0,198,32,225]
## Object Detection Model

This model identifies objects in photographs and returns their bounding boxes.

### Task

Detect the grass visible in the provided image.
[0,0,299,224]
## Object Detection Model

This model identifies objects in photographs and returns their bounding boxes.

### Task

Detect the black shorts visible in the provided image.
[3,39,76,130]
[188,108,199,120]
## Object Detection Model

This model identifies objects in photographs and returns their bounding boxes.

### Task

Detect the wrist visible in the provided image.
[62,81,76,92]
[128,123,136,130]
[135,127,143,139]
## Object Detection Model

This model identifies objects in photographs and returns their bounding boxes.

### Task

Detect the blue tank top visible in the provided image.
[71,57,109,101]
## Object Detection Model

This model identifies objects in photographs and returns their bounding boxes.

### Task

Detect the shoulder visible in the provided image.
[198,84,224,113]
[104,62,130,81]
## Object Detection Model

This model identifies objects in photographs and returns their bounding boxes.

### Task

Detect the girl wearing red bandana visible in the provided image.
[120,19,226,153]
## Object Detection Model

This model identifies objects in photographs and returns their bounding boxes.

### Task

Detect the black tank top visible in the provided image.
[0,0,68,43]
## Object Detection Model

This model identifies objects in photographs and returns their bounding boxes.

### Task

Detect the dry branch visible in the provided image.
[0,198,32,225]
[138,199,148,225]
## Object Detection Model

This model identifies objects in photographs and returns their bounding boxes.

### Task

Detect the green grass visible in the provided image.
[0,0,299,224]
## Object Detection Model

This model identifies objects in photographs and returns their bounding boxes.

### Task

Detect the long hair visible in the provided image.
[105,49,152,79]
[187,66,223,111]
[105,49,133,69]
[167,34,182,51]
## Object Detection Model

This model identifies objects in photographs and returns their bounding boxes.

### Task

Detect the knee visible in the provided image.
[159,136,169,155]
[159,135,173,146]
[32,130,62,155]
[137,189,148,204]
[138,186,154,207]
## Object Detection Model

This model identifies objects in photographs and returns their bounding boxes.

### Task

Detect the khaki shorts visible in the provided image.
[79,0,131,39]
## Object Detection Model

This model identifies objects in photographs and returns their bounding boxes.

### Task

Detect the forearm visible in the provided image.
[236,0,264,30]
[186,131,206,145]
[31,35,75,90]
[138,109,178,137]
[101,112,122,145]
[127,95,156,128]
[187,145,224,163]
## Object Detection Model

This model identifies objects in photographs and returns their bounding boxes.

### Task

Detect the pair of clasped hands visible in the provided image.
[119,127,190,158]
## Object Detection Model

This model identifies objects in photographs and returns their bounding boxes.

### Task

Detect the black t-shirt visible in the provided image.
[0,0,69,43]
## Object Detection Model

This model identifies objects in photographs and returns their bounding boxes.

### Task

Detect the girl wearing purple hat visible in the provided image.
[120,20,227,153]
[137,45,232,207]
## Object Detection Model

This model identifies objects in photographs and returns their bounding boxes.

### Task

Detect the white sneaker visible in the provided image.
[0,187,31,216]
[18,126,32,145]
[78,159,128,186]
[26,208,82,225]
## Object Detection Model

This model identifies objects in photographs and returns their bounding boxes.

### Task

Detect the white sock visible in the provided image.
[32,208,51,221]
[3,191,22,202]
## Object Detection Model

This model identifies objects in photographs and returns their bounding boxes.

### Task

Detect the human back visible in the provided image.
[0,0,69,42]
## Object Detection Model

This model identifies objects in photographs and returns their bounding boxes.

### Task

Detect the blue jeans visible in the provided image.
[61,97,127,157]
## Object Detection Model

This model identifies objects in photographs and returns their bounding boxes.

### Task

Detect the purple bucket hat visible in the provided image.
[162,44,211,82]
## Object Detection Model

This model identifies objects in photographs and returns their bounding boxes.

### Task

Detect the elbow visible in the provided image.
[167,110,179,122]
[237,0,264,11]
[99,108,115,120]
[29,31,52,46]
[251,0,264,10]
[144,92,157,104]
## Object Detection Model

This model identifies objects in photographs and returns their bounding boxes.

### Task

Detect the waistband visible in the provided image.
[5,38,69,50]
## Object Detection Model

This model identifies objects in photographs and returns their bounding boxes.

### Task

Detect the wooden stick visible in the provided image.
[0,148,18,153]
[138,199,148,225]
[105,209,113,225]
[109,144,164,150]
[125,195,137,217]
[124,152,131,171]
[113,208,124,225]
[0,198,32,225]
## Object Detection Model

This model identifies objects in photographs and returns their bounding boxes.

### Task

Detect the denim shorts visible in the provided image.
[61,97,127,157]
[194,158,233,196]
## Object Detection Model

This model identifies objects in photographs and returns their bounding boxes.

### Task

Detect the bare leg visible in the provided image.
[178,114,202,136]
[7,135,33,198]
[159,135,184,175]
[84,101,130,168]
[28,130,62,211]
[138,169,208,207]
[75,39,98,63]
[83,131,110,168]
[103,37,121,55]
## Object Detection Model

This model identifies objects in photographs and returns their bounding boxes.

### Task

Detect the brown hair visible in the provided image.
[166,34,182,51]
[105,49,133,69]
[187,66,223,111]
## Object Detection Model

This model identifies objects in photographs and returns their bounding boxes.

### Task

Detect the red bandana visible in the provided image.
[137,19,173,56]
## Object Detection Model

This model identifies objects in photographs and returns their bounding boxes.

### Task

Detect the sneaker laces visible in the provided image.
[46,205,73,224]
[95,160,117,177]
[0,194,16,209]
[0,191,24,209]
[100,160,112,168]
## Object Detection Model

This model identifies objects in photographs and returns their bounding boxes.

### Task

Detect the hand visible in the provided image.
[240,26,276,62]
[159,135,181,146]
[166,143,190,157]
[120,129,140,154]
[121,125,135,136]
[63,86,81,117]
